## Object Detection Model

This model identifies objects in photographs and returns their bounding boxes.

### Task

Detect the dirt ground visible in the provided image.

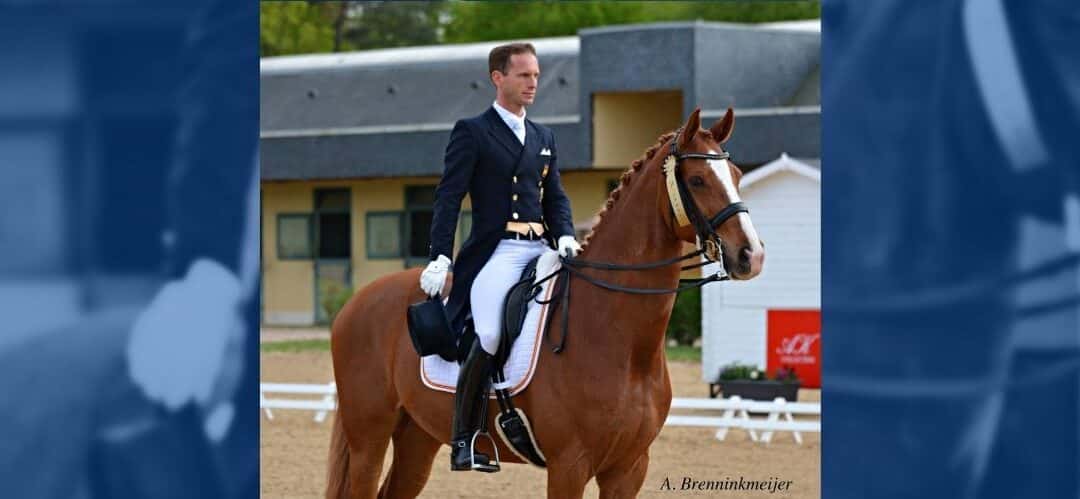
[261,350,820,498]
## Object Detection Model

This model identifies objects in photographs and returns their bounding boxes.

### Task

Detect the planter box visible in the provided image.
[712,379,800,401]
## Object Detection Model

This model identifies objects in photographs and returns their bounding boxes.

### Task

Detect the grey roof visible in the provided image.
[261,21,819,181]
[260,122,586,180]
[715,108,820,165]
[261,37,579,133]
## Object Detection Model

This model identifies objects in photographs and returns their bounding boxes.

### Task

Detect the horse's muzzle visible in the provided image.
[732,244,764,280]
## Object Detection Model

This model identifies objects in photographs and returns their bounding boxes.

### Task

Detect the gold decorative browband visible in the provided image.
[663,155,692,228]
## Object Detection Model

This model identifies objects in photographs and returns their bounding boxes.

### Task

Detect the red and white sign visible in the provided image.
[766,310,821,388]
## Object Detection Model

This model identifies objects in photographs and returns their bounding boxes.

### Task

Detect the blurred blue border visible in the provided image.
[0,2,258,498]
[823,0,1079,498]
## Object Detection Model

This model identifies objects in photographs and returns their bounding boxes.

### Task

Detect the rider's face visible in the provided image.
[493,53,539,110]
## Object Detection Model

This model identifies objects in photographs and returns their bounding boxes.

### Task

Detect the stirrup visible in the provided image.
[468,430,501,473]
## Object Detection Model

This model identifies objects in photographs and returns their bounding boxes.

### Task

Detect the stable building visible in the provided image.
[260,21,820,326]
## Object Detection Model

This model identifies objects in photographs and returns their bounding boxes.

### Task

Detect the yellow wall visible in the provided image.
[262,173,612,325]
[262,177,473,325]
[592,90,683,168]
[560,169,621,237]
[262,169,709,325]
[261,182,316,325]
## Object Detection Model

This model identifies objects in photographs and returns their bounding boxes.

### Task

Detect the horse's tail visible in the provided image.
[325,413,350,499]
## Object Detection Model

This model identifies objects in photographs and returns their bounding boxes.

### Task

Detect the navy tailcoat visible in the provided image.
[429,106,575,334]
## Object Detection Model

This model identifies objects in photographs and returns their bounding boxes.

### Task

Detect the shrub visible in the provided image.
[718,362,801,383]
[321,283,354,325]
[718,362,763,381]
[666,287,701,346]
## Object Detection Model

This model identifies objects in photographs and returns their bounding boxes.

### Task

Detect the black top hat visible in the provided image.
[406,295,458,362]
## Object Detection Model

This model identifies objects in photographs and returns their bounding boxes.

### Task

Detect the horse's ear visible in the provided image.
[678,107,701,150]
[709,107,735,144]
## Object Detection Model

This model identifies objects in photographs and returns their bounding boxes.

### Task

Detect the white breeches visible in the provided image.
[470,239,548,355]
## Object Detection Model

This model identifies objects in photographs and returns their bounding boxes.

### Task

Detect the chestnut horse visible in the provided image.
[327,108,764,498]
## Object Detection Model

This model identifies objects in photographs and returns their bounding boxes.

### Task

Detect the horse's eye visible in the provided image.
[689,176,705,187]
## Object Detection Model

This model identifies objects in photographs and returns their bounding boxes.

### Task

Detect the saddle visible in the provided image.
[449,255,542,367]
[408,255,551,468]
[495,256,542,368]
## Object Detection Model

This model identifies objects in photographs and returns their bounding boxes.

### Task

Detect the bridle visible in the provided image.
[534,128,753,353]
[662,127,749,265]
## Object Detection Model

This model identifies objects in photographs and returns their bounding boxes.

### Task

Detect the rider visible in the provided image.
[419,42,581,472]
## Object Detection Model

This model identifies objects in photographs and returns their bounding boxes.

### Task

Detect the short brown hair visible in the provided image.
[488,43,536,76]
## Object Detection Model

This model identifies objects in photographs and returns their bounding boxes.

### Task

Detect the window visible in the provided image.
[362,185,464,265]
[314,189,351,259]
[404,185,436,266]
[277,213,313,259]
[366,212,403,259]
[316,189,350,211]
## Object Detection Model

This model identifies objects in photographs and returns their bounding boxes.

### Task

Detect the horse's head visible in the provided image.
[660,107,764,280]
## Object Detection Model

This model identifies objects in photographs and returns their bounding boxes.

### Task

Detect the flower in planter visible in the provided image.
[750,369,760,380]
[773,365,800,382]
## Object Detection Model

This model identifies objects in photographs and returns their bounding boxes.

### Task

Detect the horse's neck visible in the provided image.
[573,173,684,366]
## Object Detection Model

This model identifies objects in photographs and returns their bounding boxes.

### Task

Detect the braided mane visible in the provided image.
[580,128,715,249]
[577,131,667,248]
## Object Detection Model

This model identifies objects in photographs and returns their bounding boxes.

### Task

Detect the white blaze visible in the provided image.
[708,150,761,247]
[707,150,741,203]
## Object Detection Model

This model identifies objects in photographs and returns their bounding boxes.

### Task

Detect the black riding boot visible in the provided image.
[450,342,499,472]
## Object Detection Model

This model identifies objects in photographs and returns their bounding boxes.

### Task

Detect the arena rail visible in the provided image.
[666,396,821,444]
[260,382,337,423]
[259,383,821,444]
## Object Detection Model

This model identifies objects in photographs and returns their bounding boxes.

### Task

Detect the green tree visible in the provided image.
[261,1,820,57]
[343,1,448,50]
[654,2,820,24]
[260,2,343,56]
[444,2,651,43]
[444,1,819,43]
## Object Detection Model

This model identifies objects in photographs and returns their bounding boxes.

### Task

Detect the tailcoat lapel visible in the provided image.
[484,107,523,158]
[516,119,543,177]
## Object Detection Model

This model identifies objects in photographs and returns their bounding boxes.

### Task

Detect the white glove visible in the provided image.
[127,258,243,413]
[557,235,582,258]
[420,254,451,297]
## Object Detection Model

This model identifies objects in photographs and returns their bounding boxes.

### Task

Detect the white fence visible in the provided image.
[259,383,821,444]
[666,396,821,444]
[260,382,336,423]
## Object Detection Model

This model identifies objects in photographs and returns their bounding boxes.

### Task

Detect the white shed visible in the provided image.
[701,154,821,388]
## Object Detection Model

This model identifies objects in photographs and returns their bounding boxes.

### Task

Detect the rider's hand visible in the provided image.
[126,258,242,412]
[557,235,582,258]
[420,255,451,297]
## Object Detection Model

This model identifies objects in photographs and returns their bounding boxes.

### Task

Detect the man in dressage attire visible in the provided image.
[419,42,580,472]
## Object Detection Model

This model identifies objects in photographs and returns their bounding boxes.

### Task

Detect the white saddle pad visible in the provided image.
[421,249,562,397]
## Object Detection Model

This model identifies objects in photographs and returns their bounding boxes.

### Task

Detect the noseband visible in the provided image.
[663,128,749,264]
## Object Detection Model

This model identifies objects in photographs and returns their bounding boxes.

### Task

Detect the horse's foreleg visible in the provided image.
[545,450,593,499]
[377,414,442,499]
[596,452,649,499]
